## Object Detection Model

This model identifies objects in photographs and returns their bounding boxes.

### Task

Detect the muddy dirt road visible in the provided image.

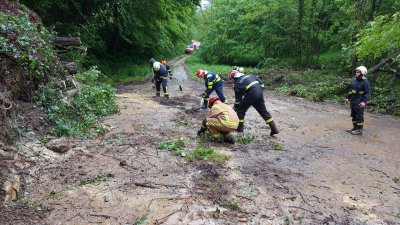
[2,57,400,225]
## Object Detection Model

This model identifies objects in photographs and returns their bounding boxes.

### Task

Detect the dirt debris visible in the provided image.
[1,57,400,224]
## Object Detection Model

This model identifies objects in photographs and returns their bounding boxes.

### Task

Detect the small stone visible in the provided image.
[104,196,110,202]
[46,137,70,153]
[119,160,127,166]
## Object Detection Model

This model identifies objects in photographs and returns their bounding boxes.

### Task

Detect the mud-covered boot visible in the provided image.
[346,123,357,133]
[351,125,363,135]
[202,99,208,109]
[350,129,362,135]
[269,121,279,136]
[211,135,224,143]
[236,122,244,133]
[222,132,235,144]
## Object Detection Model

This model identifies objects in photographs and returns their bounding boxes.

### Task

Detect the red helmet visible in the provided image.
[161,60,167,65]
[228,70,239,80]
[196,69,207,78]
[208,97,221,108]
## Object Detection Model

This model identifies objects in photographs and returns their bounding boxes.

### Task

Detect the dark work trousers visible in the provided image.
[204,82,226,103]
[155,77,168,96]
[351,104,364,127]
[236,91,272,123]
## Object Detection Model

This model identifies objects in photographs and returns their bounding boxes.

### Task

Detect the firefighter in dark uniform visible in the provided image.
[196,69,226,109]
[161,60,173,79]
[150,58,169,99]
[345,66,371,135]
[228,70,279,136]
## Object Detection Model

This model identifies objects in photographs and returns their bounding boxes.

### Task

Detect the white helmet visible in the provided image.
[238,67,244,73]
[355,66,367,75]
[233,72,244,79]
[153,62,161,71]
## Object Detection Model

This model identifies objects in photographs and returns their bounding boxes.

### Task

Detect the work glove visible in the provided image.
[151,78,155,84]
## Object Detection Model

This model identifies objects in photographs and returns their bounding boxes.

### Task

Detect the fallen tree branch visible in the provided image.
[368,50,400,75]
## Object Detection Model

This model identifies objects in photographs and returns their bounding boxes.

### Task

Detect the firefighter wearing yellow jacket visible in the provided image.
[197,97,239,144]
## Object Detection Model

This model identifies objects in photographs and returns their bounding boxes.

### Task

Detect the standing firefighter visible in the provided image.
[228,70,279,136]
[196,69,226,109]
[345,66,371,135]
[150,58,169,99]
[197,97,238,144]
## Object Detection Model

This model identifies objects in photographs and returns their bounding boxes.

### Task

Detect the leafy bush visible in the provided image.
[35,67,119,137]
[0,10,60,81]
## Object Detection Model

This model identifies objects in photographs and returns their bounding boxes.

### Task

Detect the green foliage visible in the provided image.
[157,138,185,151]
[273,69,352,102]
[272,143,285,151]
[357,13,400,59]
[79,173,115,186]
[135,215,148,225]
[21,0,200,64]
[157,138,229,163]
[186,53,233,80]
[35,67,119,137]
[193,146,230,164]
[98,57,150,84]
[236,134,254,144]
[0,9,60,82]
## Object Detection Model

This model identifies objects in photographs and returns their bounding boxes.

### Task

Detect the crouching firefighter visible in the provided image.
[196,69,226,109]
[345,66,371,135]
[150,58,169,99]
[228,70,279,136]
[197,97,239,144]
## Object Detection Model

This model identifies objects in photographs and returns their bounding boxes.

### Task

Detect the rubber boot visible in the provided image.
[222,132,235,144]
[236,122,244,133]
[202,99,208,109]
[269,121,279,136]
[351,125,363,135]
[346,123,357,133]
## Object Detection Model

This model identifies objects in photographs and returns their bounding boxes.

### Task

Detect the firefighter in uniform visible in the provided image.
[150,58,169,99]
[345,66,371,135]
[197,97,239,144]
[161,60,173,79]
[196,69,226,109]
[228,70,279,136]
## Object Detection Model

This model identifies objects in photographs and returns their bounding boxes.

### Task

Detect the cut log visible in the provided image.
[53,37,81,47]
[61,62,78,74]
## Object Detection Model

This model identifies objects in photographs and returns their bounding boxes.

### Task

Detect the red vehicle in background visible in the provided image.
[184,45,194,54]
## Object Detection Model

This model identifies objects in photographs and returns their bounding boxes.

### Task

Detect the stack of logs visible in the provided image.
[52,36,85,75]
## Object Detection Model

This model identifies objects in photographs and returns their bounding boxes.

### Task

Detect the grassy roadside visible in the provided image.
[186,53,400,115]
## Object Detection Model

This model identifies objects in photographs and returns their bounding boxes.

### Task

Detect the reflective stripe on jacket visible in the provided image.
[206,101,239,129]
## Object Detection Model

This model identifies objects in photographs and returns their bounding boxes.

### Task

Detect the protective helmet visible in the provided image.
[153,62,161,71]
[355,66,367,75]
[238,67,244,73]
[228,70,239,80]
[150,58,156,66]
[208,97,221,108]
[196,69,207,78]
[161,60,167,65]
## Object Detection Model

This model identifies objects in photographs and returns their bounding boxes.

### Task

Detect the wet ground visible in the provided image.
[1,57,399,224]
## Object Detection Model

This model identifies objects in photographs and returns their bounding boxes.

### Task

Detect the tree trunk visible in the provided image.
[52,37,81,47]
[351,0,367,76]
[297,0,305,66]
